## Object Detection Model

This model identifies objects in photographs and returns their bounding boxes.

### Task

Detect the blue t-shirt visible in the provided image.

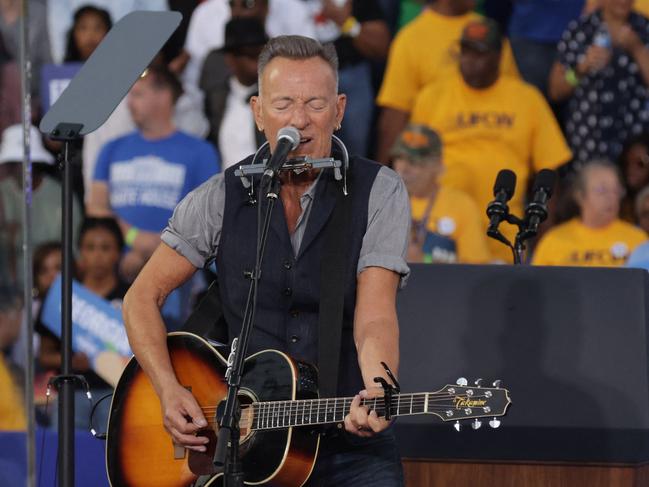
[509,0,585,43]
[93,131,220,232]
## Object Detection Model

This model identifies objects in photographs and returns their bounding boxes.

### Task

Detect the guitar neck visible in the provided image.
[249,393,431,431]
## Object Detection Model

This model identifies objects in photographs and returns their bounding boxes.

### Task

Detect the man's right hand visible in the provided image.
[160,382,210,452]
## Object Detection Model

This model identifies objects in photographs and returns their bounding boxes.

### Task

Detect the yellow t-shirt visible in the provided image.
[377,8,520,113]
[411,74,572,261]
[532,218,647,267]
[410,187,491,264]
[0,354,26,431]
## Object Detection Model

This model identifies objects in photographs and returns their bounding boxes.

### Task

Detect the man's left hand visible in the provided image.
[344,389,391,437]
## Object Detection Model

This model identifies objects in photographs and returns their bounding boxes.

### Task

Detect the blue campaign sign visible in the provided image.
[40,63,82,111]
[40,275,131,385]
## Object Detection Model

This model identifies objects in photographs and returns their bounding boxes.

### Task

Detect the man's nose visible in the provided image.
[290,105,309,130]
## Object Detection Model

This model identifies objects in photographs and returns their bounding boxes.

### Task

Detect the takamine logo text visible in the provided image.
[454,397,487,408]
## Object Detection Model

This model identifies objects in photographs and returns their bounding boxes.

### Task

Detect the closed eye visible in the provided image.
[308,100,327,111]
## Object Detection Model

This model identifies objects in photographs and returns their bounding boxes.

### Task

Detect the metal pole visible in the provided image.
[19,1,36,486]
[59,139,75,487]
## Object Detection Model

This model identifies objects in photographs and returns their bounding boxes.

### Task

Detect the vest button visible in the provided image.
[291,335,299,343]
[283,287,292,296]
[283,260,292,269]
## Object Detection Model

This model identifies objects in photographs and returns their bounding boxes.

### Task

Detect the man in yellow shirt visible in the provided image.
[391,123,491,264]
[375,0,519,163]
[411,18,572,261]
[533,161,647,267]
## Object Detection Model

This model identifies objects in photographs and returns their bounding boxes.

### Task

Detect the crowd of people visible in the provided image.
[0,0,649,433]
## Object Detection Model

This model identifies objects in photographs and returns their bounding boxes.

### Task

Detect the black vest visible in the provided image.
[216,156,381,396]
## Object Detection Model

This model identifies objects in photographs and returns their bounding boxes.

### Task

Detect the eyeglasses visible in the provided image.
[590,185,626,198]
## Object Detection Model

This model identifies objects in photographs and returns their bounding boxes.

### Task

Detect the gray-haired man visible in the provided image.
[123,35,410,485]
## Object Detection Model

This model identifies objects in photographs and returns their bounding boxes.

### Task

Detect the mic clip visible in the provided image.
[235,156,344,182]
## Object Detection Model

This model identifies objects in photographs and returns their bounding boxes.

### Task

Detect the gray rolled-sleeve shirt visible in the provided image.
[161,165,411,286]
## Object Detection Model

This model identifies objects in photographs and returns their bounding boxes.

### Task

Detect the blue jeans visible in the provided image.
[304,429,404,487]
[338,62,374,158]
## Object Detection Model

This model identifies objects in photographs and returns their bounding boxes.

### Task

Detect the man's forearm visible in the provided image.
[355,317,399,391]
[122,285,178,397]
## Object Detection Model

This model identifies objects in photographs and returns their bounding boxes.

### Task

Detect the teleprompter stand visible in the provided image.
[39,11,181,487]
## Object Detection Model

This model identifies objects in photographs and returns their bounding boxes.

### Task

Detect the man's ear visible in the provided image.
[250,95,263,131]
[336,93,347,128]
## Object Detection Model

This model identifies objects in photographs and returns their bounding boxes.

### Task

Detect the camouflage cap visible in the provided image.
[390,124,442,164]
[460,18,502,53]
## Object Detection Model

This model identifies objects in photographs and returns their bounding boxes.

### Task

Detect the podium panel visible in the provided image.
[395,264,649,464]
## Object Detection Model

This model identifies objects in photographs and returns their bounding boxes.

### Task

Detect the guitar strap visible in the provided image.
[182,278,228,345]
[317,175,352,398]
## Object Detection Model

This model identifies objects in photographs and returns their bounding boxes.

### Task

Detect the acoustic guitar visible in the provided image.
[106,332,511,487]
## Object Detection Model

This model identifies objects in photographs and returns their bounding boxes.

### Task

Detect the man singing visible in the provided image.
[122,35,410,485]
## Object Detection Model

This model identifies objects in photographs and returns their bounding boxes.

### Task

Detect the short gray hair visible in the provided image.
[257,35,339,91]
[574,159,623,195]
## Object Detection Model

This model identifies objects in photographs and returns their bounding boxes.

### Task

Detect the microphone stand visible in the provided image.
[213,173,282,486]
[487,213,528,265]
[506,214,526,265]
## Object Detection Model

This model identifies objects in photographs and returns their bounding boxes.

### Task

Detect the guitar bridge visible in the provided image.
[173,442,186,460]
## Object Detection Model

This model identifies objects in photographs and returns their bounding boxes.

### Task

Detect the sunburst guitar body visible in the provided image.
[106,332,319,487]
[106,332,511,487]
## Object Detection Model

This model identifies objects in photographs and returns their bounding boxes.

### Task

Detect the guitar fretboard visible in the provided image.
[250,393,430,430]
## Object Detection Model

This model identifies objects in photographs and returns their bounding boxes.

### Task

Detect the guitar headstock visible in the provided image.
[427,378,511,431]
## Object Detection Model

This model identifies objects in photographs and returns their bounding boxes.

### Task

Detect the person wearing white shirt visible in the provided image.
[204,17,268,168]
[180,0,317,144]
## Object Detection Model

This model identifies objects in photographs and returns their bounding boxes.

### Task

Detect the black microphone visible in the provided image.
[524,169,556,236]
[263,126,301,180]
[487,169,517,236]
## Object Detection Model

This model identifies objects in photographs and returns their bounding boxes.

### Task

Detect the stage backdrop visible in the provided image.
[395,264,649,464]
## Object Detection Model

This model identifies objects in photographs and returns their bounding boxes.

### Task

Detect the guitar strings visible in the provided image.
[199,401,499,429]
[193,394,500,429]
[196,392,497,414]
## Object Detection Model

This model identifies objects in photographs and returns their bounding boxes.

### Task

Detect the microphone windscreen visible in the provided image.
[493,169,516,199]
[277,126,301,150]
[532,169,556,197]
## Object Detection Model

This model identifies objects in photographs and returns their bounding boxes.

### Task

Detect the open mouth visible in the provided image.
[299,137,313,146]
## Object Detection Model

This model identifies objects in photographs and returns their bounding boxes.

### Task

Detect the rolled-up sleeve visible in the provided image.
[358,166,411,287]
[161,174,225,268]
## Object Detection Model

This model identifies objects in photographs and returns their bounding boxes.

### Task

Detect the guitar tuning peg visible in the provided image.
[474,378,483,387]
[489,417,501,429]
[492,380,502,388]
[472,418,482,430]
[454,421,461,432]
[456,377,468,387]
